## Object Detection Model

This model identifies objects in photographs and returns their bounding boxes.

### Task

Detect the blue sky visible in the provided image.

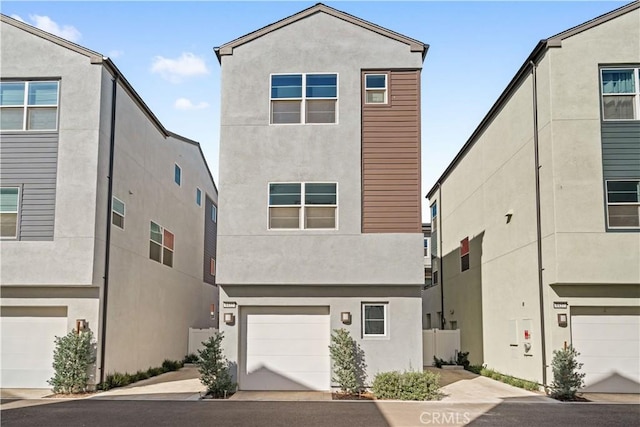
[2,1,629,220]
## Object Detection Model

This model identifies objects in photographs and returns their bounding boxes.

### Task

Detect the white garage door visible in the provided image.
[572,314,640,393]
[240,306,330,391]
[1,312,67,388]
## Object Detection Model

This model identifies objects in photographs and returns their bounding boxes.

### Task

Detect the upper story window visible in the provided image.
[606,180,639,229]
[112,197,125,229]
[196,188,202,206]
[270,73,337,124]
[0,187,20,239]
[150,221,174,267]
[0,81,60,131]
[601,68,640,120]
[460,237,470,272]
[211,203,217,223]
[423,237,429,257]
[174,164,182,186]
[268,182,337,230]
[364,74,387,104]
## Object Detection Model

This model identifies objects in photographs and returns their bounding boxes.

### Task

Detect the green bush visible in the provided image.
[183,353,199,364]
[549,346,585,400]
[372,371,441,401]
[456,351,470,370]
[133,370,150,382]
[161,359,183,372]
[466,364,484,375]
[147,367,164,377]
[48,330,95,394]
[197,332,235,398]
[100,358,184,390]
[328,329,367,394]
[102,372,131,390]
[479,368,539,391]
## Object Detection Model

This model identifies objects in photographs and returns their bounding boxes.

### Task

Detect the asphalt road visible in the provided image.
[1,400,639,427]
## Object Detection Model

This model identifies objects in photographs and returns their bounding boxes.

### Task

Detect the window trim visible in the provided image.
[196,188,202,206]
[600,67,640,121]
[364,73,389,105]
[0,186,20,240]
[362,303,388,338]
[267,181,338,231]
[605,179,640,230]
[0,80,60,132]
[269,73,339,125]
[112,196,125,230]
[210,257,216,276]
[174,163,182,186]
[149,220,175,267]
[211,203,217,223]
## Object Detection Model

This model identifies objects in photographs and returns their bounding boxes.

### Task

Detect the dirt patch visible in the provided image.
[332,392,376,400]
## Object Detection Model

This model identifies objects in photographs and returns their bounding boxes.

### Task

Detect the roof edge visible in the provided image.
[214,3,428,64]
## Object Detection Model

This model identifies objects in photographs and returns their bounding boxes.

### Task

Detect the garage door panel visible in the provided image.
[247,339,329,357]
[572,314,640,393]
[247,314,328,325]
[247,323,328,340]
[1,315,67,388]
[247,355,329,373]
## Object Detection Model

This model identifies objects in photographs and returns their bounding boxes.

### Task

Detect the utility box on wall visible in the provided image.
[521,319,533,356]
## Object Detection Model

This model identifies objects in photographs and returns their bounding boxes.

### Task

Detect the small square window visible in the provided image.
[196,188,202,206]
[149,221,174,268]
[0,81,59,131]
[112,197,125,229]
[362,303,387,337]
[365,74,387,104]
[606,180,640,229]
[174,164,182,186]
[0,187,20,238]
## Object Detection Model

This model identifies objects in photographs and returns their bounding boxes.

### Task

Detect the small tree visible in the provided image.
[197,332,235,398]
[48,330,95,394]
[549,346,585,400]
[329,328,366,394]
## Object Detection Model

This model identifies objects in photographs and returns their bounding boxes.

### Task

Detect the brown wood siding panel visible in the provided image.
[361,70,421,234]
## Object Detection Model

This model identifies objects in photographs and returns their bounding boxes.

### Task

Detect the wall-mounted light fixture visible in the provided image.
[557,313,568,327]
[341,312,352,324]
[224,313,235,324]
[75,319,87,334]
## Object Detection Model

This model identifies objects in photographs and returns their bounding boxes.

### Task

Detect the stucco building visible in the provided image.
[0,15,218,388]
[214,3,427,391]
[424,2,639,393]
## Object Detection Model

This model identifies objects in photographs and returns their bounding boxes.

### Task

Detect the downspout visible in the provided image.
[530,60,547,388]
[99,74,118,385]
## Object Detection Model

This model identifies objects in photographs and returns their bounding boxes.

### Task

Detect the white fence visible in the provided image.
[188,327,218,355]
[423,329,461,366]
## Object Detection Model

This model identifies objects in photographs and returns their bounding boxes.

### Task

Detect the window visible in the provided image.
[364,74,387,104]
[363,303,387,337]
[0,187,19,238]
[112,197,125,229]
[174,164,181,186]
[431,202,438,257]
[425,313,432,330]
[268,182,337,229]
[423,237,429,257]
[601,68,640,120]
[0,81,59,131]
[606,180,640,228]
[210,258,216,275]
[460,237,470,272]
[150,221,174,267]
[432,271,438,285]
[196,188,202,206]
[270,73,337,124]
[211,204,217,223]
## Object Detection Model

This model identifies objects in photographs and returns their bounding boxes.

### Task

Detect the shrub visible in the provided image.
[161,359,183,372]
[197,332,235,398]
[48,330,96,394]
[372,371,441,401]
[549,346,585,400]
[456,351,470,370]
[99,359,183,390]
[147,367,164,377]
[102,372,130,391]
[479,368,539,391]
[328,328,367,394]
[183,353,199,364]
[466,364,484,375]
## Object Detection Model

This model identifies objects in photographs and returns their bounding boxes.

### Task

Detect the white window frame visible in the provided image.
[364,73,388,105]
[196,188,202,206]
[0,186,20,239]
[0,80,60,131]
[600,67,640,121]
[267,182,338,230]
[174,163,182,186]
[112,196,125,230]
[605,179,640,230]
[149,221,175,267]
[211,203,217,223]
[362,303,388,338]
[269,73,339,125]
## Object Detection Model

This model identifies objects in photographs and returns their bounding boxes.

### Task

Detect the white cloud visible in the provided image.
[108,50,124,59]
[151,53,209,83]
[174,98,210,111]
[12,14,81,42]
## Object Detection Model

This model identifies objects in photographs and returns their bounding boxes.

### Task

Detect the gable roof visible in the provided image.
[426,0,639,200]
[214,2,428,63]
[0,13,218,192]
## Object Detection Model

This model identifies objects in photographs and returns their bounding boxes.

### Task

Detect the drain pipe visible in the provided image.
[530,60,547,389]
[99,73,118,385]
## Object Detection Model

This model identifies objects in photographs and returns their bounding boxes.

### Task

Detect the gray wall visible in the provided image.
[0,132,57,240]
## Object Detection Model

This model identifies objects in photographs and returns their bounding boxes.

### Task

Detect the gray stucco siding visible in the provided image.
[601,122,640,179]
[0,132,58,240]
